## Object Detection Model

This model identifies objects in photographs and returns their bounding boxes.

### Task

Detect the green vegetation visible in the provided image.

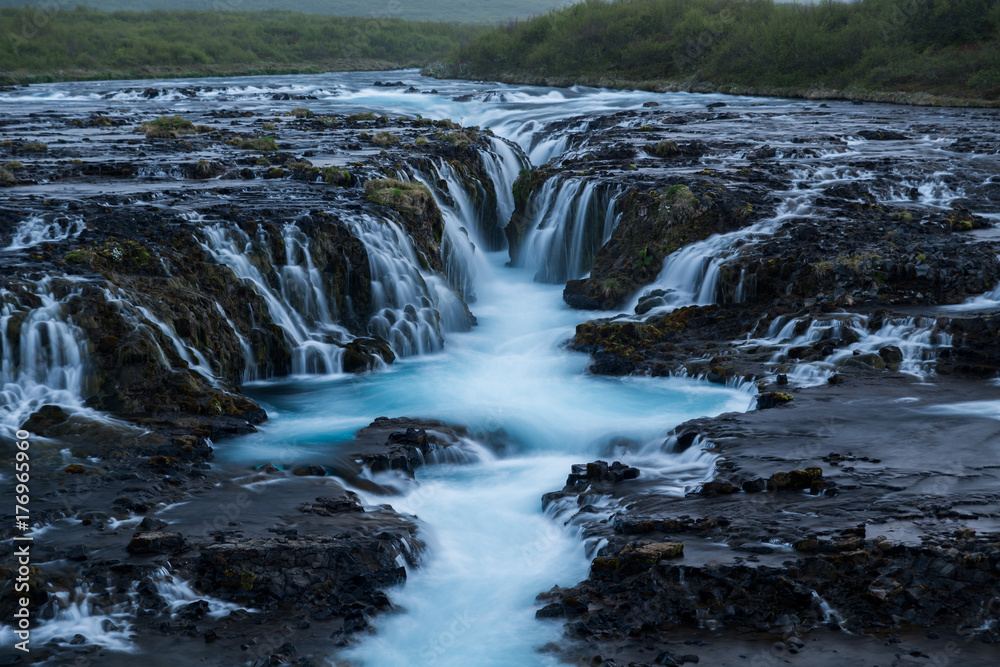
[651,140,680,157]
[439,0,1000,103]
[322,166,352,186]
[370,131,401,146]
[364,178,436,216]
[0,0,574,24]
[140,115,195,138]
[0,7,486,84]
[228,136,279,151]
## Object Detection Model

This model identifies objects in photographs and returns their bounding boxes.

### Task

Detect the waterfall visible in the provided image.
[483,136,530,226]
[344,211,468,358]
[628,163,871,315]
[741,313,950,386]
[0,279,88,433]
[4,214,85,251]
[197,220,351,376]
[516,177,621,283]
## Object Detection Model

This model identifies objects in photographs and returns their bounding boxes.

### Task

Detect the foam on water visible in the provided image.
[229,253,750,666]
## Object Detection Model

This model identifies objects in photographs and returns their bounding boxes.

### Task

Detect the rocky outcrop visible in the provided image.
[564,184,759,309]
[364,178,445,272]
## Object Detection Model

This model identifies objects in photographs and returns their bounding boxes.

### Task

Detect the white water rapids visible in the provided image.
[2,70,999,664]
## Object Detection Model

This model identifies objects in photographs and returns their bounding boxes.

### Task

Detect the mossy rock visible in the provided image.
[141,115,195,139]
[322,166,352,186]
[364,178,444,271]
[650,140,680,158]
[228,136,278,151]
[370,131,400,146]
[756,391,793,409]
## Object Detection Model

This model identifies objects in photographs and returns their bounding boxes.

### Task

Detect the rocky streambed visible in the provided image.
[1,71,999,666]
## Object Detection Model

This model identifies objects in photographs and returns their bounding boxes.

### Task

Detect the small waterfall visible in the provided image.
[517,177,621,283]
[215,302,257,384]
[0,279,88,433]
[197,220,350,375]
[344,211,468,358]
[4,214,85,251]
[629,163,871,315]
[483,136,530,226]
[743,313,950,386]
[407,160,487,303]
[96,284,228,386]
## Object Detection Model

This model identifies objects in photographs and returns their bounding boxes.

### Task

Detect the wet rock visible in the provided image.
[345,417,471,477]
[857,129,909,141]
[756,391,793,409]
[126,531,186,554]
[542,460,640,509]
[19,404,69,435]
[879,345,903,365]
[291,464,327,477]
[768,467,823,491]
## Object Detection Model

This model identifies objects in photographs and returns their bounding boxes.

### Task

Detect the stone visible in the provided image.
[126,531,186,554]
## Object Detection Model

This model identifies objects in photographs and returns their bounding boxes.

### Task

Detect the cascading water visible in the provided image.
[741,313,950,386]
[197,218,351,375]
[3,214,85,251]
[516,177,621,283]
[0,279,88,433]
[5,70,997,665]
[346,210,469,357]
[628,163,878,316]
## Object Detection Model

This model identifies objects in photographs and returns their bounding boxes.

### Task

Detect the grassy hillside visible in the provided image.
[0,8,484,84]
[0,0,576,24]
[435,0,1000,104]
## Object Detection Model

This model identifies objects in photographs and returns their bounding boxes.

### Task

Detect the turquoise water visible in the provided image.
[222,252,751,667]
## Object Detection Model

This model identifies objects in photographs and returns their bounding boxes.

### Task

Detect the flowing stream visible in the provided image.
[3,69,999,664]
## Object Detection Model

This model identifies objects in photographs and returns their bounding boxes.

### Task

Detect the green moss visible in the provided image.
[0,167,13,184]
[261,122,277,131]
[21,142,48,152]
[371,131,401,146]
[651,140,680,157]
[223,568,256,591]
[141,115,195,139]
[64,249,96,264]
[289,107,314,118]
[414,136,430,146]
[364,178,434,216]
[266,166,285,178]
[512,168,540,208]
[321,166,352,186]
[348,112,378,121]
[4,161,23,170]
[228,136,278,151]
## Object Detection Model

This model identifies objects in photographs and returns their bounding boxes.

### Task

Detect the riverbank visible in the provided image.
[424,66,1000,109]
[1,73,999,664]
[0,61,414,86]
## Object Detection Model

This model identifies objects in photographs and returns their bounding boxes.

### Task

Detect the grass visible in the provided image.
[0,7,486,85]
[436,0,1000,105]
[0,0,574,24]
[364,178,435,216]
[140,115,195,138]
[227,136,279,151]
